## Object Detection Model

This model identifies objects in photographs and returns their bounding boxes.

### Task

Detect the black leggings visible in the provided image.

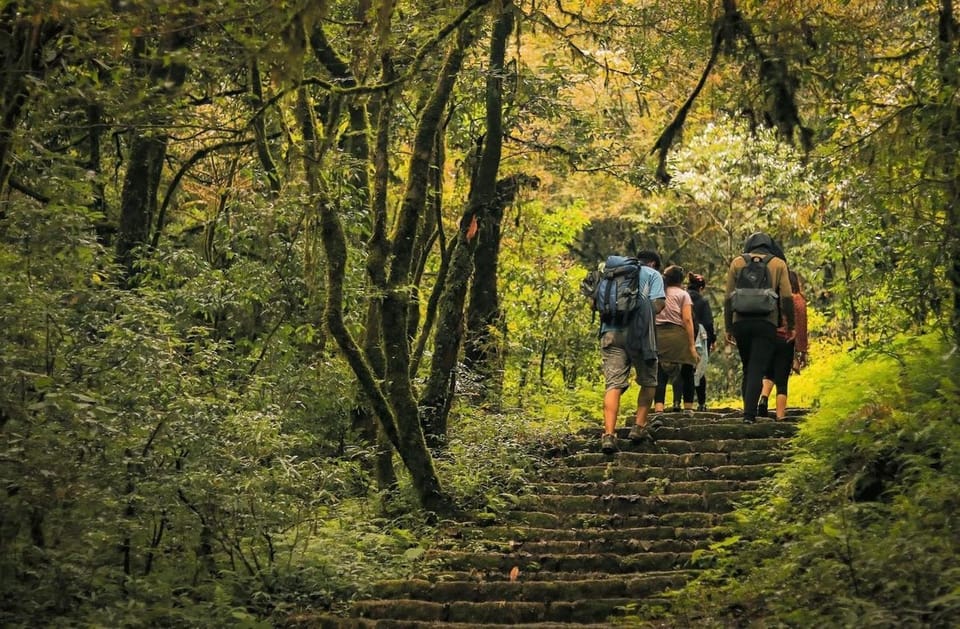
[655,362,689,405]
[692,374,707,406]
[673,364,696,405]
[764,338,795,394]
[732,319,777,420]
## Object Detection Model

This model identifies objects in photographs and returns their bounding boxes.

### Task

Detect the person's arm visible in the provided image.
[777,262,795,334]
[795,294,808,353]
[648,270,666,314]
[681,300,698,360]
[701,300,717,349]
[723,260,737,343]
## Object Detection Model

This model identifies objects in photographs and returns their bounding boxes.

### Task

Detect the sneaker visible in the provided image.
[742,415,756,424]
[600,433,618,453]
[757,396,769,418]
[627,424,653,443]
[671,404,681,413]
[696,404,707,412]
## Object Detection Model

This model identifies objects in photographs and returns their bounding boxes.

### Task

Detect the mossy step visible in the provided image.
[510,490,752,516]
[538,478,762,496]
[302,618,627,629]
[562,449,787,468]
[432,536,711,556]
[569,419,798,439]
[552,436,792,457]
[504,509,724,529]
[539,463,781,483]
[410,568,700,583]
[367,572,688,602]
[422,549,694,573]
[347,596,670,624]
[444,524,725,544]
[293,617,619,629]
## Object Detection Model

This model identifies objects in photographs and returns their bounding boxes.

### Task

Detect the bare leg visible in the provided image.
[775,393,788,420]
[635,386,656,427]
[761,378,774,398]
[604,387,623,435]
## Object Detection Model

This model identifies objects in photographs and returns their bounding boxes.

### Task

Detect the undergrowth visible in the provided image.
[656,333,960,628]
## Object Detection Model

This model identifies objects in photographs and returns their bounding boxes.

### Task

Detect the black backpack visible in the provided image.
[581,255,641,326]
[730,253,778,315]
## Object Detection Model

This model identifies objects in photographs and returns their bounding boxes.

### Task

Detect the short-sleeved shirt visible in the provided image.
[600,265,665,335]
[655,285,692,327]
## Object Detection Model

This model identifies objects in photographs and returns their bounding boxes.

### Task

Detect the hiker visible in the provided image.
[596,250,666,453]
[758,270,808,420]
[653,265,700,414]
[686,272,716,411]
[723,232,795,423]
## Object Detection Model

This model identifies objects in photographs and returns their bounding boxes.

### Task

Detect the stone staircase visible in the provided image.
[301,408,803,628]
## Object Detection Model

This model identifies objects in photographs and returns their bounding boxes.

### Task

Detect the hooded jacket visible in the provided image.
[723,232,795,330]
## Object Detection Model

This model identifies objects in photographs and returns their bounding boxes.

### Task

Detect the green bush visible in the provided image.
[665,333,960,627]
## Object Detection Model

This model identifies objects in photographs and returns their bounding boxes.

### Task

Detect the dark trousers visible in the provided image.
[692,374,707,406]
[732,319,777,419]
[673,364,696,405]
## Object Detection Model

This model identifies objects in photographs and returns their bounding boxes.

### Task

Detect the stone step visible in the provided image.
[539,463,781,483]
[422,549,694,574]
[432,536,711,556]
[445,524,725,544]
[301,619,619,629]
[550,436,792,457]
[538,478,762,496]
[510,491,752,516]
[346,597,671,624]
[504,509,724,529]
[368,571,688,602]
[559,449,788,468]
[411,568,700,583]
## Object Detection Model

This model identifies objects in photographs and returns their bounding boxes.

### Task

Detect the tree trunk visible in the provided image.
[0,9,60,198]
[116,133,166,280]
[936,1,960,344]
[115,30,190,283]
[466,176,532,404]
[420,4,514,442]
[311,20,397,492]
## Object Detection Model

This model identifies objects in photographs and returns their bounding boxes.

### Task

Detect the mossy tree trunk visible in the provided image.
[420,3,515,444]
[935,1,960,344]
[115,27,191,283]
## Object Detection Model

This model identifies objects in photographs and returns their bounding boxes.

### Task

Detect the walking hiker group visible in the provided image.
[585,231,809,451]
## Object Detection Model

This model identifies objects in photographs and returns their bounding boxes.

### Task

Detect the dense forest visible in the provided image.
[1,0,958,627]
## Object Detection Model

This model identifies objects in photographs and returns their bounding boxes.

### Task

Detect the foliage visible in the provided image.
[663,333,960,627]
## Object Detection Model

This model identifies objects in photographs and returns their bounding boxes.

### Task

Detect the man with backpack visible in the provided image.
[723,233,795,423]
[585,250,666,453]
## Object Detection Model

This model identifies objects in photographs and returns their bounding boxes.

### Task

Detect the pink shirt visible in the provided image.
[656,285,692,327]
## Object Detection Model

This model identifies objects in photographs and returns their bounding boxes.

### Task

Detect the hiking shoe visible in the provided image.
[757,397,769,418]
[627,424,653,443]
[600,433,618,454]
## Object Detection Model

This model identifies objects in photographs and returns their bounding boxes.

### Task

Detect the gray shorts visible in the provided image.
[600,330,658,391]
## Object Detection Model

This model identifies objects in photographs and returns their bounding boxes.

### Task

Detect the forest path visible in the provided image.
[296,408,803,628]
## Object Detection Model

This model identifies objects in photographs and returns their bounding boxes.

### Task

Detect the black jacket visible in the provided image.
[688,288,716,348]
